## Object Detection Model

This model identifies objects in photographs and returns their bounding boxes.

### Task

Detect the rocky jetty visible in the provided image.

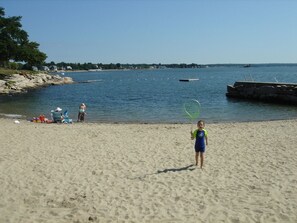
[226,81,297,105]
[0,73,74,94]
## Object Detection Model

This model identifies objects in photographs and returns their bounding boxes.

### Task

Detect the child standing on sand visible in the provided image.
[77,103,87,122]
[191,120,208,169]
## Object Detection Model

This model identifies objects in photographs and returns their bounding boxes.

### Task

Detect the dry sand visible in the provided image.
[0,118,296,223]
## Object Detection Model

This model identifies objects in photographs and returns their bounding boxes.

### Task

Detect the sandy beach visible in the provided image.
[0,118,296,223]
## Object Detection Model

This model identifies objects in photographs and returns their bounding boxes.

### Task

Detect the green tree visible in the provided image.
[0,7,47,68]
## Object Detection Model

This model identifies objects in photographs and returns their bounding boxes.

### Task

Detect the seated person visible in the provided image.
[51,107,64,123]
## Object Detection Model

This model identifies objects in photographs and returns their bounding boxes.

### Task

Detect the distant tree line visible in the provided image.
[43,62,207,71]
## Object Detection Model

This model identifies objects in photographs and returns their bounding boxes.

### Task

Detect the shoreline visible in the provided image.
[0,118,296,222]
[1,113,297,125]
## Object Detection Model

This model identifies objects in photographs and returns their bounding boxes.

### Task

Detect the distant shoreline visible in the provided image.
[47,62,297,74]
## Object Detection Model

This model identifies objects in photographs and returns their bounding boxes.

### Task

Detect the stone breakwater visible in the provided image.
[226,81,297,105]
[0,73,74,94]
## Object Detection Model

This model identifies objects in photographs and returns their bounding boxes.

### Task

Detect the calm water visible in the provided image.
[1,65,297,123]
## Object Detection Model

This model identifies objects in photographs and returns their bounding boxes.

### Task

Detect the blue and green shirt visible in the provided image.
[193,129,208,149]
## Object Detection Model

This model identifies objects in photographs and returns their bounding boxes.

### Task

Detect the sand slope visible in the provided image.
[0,118,296,222]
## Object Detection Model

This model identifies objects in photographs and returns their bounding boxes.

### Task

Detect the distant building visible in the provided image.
[66,66,72,70]
[32,66,38,71]
[50,65,58,72]
[41,66,50,71]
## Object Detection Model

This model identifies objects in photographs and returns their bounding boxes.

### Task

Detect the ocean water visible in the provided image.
[1,65,297,123]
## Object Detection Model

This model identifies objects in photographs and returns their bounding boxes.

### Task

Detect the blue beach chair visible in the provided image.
[63,110,73,124]
[51,110,63,123]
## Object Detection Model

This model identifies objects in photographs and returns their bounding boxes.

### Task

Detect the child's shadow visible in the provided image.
[156,164,195,174]
[130,164,195,180]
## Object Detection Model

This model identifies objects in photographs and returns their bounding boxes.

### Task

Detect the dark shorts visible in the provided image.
[195,146,205,153]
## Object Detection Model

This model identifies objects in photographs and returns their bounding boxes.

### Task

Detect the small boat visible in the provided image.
[78,79,102,83]
[243,64,251,68]
[88,69,102,72]
[179,78,199,82]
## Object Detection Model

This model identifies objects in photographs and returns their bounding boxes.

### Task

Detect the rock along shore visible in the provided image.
[226,81,297,105]
[0,73,74,94]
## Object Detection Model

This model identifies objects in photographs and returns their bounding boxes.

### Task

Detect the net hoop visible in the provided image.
[183,99,201,121]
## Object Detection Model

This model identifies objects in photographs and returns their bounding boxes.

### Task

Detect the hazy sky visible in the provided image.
[1,0,297,64]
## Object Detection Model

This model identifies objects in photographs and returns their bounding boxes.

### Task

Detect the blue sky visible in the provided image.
[1,0,297,64]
